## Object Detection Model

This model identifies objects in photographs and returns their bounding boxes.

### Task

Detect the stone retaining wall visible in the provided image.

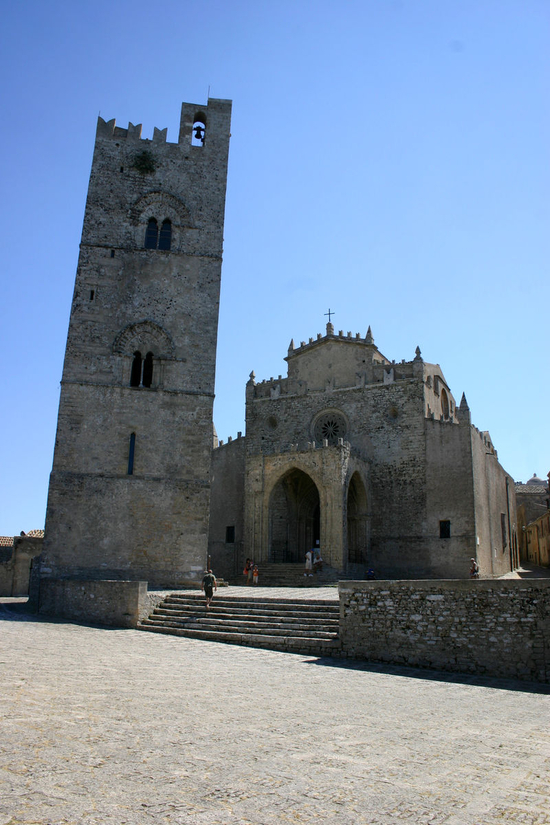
[339,579,550,683]
[38,580,148,628]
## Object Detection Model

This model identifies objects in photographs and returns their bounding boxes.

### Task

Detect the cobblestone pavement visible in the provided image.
[1,598,549,825]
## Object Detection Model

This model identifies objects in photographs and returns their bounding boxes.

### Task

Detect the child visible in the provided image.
[252,564,259,585]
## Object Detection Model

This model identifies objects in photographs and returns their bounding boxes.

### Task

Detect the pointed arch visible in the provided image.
[268,468,320,563]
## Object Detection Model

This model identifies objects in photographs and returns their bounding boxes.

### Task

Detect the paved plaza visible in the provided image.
[1,596,550,825]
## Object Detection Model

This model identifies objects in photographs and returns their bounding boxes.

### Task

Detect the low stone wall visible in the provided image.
[339,579,550,683]
[38,579,148,628]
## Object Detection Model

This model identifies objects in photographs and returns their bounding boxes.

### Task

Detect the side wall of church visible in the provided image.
[424,417,477,577]
[470,429,516,577]
[208,437,246,581]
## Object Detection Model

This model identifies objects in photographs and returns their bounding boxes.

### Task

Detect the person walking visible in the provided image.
[202,568,217,608]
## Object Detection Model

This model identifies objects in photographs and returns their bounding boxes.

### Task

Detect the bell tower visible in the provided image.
[40,99,232,588]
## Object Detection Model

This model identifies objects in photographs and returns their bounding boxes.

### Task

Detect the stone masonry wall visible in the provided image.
[38,579,148,628]
[339,579,550,683]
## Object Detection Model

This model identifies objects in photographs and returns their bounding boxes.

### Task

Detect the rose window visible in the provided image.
[313,412,347,445]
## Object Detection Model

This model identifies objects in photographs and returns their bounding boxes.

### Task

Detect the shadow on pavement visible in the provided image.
[305,655,550,695]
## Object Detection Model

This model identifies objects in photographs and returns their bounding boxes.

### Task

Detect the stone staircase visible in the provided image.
[138,593,341,656]
[239,563,341,588]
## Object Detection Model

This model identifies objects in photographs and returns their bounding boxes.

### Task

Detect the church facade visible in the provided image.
[208,322,517,581]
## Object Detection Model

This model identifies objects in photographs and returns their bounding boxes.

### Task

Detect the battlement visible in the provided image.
[95,98,232,148]
[286,322,386,361]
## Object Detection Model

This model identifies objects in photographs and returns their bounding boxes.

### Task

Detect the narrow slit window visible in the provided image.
[128,433,136,475]
[130,351,142,387]
[226,526,235,544]
[158,219,172,250]
[142,351,154,388]
[439,520,451,539]
[144,218,158,249]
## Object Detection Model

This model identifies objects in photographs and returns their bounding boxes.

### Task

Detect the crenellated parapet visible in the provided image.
[95,98,232,149]
[285,322,391,363]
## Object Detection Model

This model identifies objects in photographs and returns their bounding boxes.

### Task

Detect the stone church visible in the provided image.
[208,322,517,581]
[33,98,517,603]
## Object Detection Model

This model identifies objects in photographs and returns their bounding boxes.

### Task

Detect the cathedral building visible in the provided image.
[208,322,517,581]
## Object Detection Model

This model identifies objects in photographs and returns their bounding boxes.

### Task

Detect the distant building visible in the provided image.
[516,473,550,564]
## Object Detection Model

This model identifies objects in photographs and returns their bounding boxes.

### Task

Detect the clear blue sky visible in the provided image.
[1,0,548,535]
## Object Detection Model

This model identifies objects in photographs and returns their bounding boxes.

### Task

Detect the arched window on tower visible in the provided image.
[130,351,142,387]
[158,219,172,250]
[144,218,158,249]
[142,351,154,388]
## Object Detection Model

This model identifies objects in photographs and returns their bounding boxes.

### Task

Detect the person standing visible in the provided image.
[202,568,217,608]
[469,558,480,579]
[304,549,313,577]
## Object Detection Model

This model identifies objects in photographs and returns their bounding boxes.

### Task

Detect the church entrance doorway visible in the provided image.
[347,472,368,565]
[268,469,320,563]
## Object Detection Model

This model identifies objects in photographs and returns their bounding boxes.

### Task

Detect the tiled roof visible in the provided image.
[26,529,44,538]
[0,536,14,547]
[515,485,548,495]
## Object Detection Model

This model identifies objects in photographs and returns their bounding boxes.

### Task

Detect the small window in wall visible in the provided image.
[144,218,159,249]
[128,433,136,475]
[225,526,235,544]
[440,520,451,539]
[130,351,142,387]
[158,219,172,250]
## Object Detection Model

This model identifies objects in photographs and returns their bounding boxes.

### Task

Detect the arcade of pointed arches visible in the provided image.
[266,466,369,569]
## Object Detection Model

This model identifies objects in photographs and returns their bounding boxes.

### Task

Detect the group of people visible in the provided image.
[304,540,323,576]
[243,558,259,586]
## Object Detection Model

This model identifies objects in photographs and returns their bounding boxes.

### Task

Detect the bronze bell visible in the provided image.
[194,125,204,141]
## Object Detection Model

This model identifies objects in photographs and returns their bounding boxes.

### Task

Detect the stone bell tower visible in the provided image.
[40,99,232,588]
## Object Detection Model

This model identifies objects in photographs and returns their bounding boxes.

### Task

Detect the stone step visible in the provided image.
[152,607,339,624]
[141,617,338,639]
[138,593,341,656]
[163,594,339,610]
[232,563,341,588]
[158,602,338,618]
[138,623,341,655]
